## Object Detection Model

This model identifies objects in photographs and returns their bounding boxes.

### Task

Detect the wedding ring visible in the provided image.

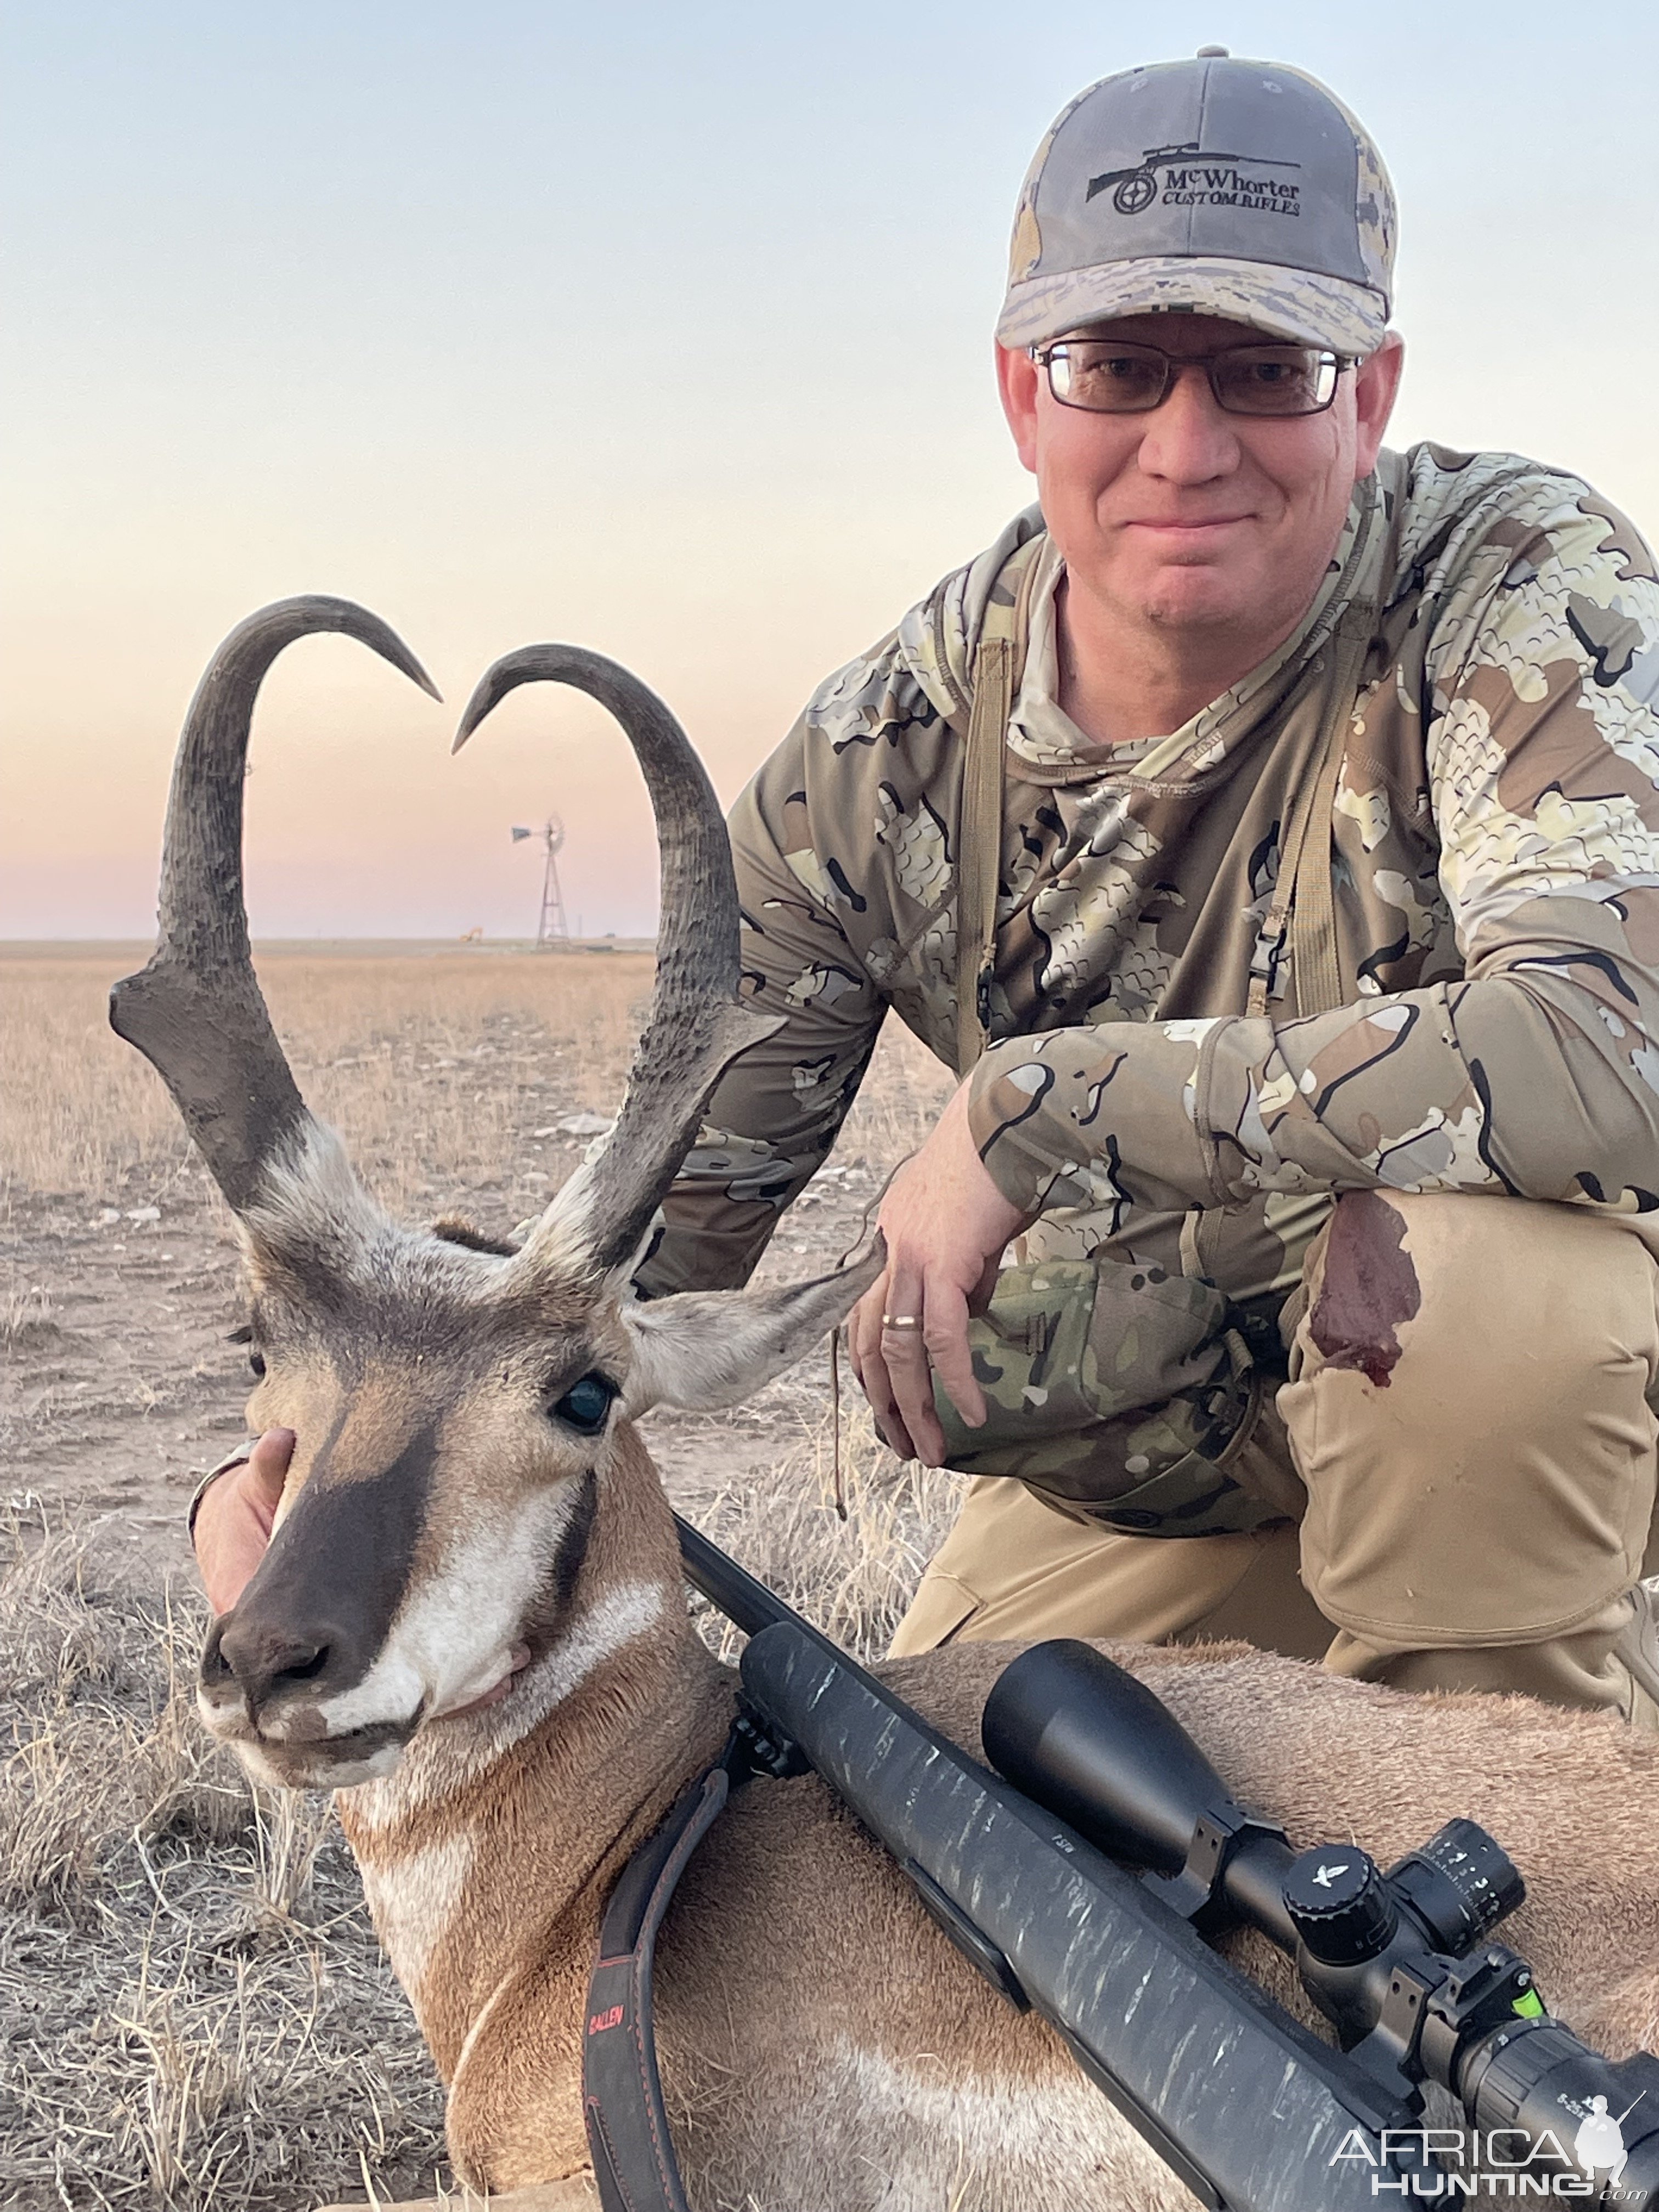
[882,1313,923,1329]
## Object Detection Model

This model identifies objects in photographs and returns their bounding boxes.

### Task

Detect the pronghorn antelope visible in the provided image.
[113,601,1659,2212]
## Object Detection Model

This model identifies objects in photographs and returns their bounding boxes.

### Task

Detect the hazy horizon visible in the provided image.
[6,0,1657,941]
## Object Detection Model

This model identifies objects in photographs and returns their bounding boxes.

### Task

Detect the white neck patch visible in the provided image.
[821,2044,1184,2209]
[358,1828,476,2002]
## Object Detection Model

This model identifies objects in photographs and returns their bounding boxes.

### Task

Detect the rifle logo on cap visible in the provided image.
[1088,143,1302,218]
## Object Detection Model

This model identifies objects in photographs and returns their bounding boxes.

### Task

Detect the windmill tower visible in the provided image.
[510,817,572,950]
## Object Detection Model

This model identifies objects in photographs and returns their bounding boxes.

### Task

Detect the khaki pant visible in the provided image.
[891,1190,1659,1726]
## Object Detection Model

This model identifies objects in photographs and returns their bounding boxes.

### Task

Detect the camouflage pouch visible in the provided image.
[932,1256,1292,1536]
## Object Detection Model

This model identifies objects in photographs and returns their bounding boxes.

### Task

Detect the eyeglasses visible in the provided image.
[1031,337,1351,418]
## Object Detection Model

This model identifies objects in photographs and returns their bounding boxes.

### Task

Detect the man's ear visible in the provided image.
[1353,331,1404,478]
[620,1239,885,1417]
[997,340,1041,476]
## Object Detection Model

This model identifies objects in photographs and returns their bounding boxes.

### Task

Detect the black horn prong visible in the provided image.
[455,644,782,1274]
[451,656,528,754]
[110,596,440,1215]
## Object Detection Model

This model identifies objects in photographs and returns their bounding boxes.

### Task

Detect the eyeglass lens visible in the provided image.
[1046,341,1340,417]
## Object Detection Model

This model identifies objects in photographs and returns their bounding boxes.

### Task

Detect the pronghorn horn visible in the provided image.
[453,646,783,1276]
[110,597,441,1214]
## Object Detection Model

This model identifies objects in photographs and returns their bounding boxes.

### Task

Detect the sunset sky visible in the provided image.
[5,0,1656,940]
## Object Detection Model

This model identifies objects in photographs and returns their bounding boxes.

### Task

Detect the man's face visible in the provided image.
[997,312,1403,647]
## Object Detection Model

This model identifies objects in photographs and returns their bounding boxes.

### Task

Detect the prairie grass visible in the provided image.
[1,944,950,1218]
[0,1501,449,2210]
[675,1396,963,1664]
[1,947,654,1215]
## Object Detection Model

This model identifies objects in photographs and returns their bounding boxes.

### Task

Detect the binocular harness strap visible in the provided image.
[955,539,1043,1074]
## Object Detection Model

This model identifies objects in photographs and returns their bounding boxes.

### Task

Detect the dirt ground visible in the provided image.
[0,942,960,2209]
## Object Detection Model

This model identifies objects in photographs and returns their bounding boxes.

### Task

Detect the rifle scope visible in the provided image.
[984,1640,1659,2205]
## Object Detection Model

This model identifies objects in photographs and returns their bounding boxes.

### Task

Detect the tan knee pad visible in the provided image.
[1281,1190,1659,1648]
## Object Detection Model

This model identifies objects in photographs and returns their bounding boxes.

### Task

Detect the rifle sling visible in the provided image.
[583,1726,754,2212]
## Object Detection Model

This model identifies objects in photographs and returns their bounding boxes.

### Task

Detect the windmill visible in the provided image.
[510,817,572,950]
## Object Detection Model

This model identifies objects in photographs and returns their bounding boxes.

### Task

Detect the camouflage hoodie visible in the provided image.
[637,443,1659,1522]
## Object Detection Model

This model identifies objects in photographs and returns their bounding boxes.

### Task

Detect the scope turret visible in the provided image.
[1282,1847,1398,1966]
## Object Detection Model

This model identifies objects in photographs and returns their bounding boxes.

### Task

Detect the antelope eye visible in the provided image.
[550,1372,616,1436]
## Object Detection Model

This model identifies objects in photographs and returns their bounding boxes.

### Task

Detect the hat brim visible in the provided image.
[996,255,1388,357]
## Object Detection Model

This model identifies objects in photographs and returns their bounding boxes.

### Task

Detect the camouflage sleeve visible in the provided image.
[634,707,887,1296]
[967,485,1659,1226]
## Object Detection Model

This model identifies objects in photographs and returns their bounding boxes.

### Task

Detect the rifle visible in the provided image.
[681,1519,1429,2208]
[680,1519,1659,2209]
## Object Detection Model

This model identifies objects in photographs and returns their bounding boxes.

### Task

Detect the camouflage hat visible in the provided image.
[1000,51,1396,357]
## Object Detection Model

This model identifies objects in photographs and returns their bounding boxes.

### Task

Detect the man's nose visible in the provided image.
[1135,367,1241,481]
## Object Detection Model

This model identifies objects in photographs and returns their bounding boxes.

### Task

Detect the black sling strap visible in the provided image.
[581,1727,753,2212]
[581,1524,812,2212]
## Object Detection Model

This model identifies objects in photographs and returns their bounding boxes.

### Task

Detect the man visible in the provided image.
[198,53,1659,1724]
[630,50,1659,1719]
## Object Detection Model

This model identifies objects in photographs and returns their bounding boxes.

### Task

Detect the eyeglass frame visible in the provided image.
[1028,334,1356,419]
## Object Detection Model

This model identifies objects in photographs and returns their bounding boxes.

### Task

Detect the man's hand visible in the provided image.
[848,1081,1030,1465]
[193,1427,292,1616]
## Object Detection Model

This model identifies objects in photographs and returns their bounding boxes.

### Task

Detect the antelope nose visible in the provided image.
[205,1611,343,1719]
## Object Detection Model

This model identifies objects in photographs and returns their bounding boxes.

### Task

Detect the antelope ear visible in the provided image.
[619,1239,884,1417]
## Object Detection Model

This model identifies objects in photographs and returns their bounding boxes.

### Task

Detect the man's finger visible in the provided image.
[885,1366,942,1468]
[876,1281,934,1457]
[847,1274,888,1396]
[862,1340,918,1462]
[245,1426,294,1509]
[866,1378,918,1463]
[878,1282,928,1356]
[921,1283,987,1431]
[882,1278,986,1468]
[877,1281,941,1466]
[849,1277,919,1460]
[194,1427,295,1616]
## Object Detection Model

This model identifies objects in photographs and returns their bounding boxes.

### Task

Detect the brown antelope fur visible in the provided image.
[111,605,1659,2211]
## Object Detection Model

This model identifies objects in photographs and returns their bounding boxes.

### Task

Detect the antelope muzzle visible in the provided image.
[199,1435,431,1787]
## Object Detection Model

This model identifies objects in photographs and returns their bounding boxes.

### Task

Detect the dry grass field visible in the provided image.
[0,943,960,2210]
